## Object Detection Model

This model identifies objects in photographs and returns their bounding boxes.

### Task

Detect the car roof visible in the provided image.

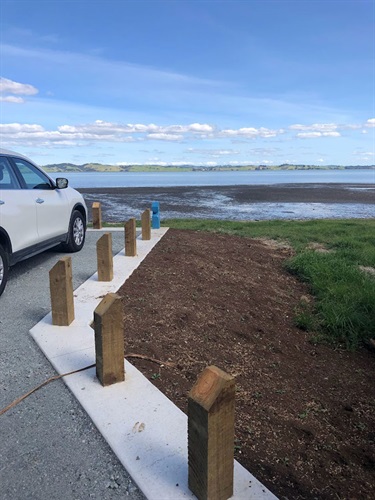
[0,148,37,164]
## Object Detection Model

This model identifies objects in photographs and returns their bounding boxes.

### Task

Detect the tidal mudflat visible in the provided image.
[79,183,375,222]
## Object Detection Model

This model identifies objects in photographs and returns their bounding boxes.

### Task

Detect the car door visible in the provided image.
[11,158,71,242]
[0,156,39,252]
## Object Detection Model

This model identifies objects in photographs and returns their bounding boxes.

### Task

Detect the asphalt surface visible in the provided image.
[0,231,145,500]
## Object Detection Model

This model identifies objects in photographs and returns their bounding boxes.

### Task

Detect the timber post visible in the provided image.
[141,209,151,240]
[97,232,113,281]
[92,202,102,229]
[49,256,75,326]
[188,365,235,500]
[94,293,125,386]
[125,218,137,256]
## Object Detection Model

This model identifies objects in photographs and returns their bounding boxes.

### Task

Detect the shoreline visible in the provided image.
[78,183,375,204]
[77,183,375,222]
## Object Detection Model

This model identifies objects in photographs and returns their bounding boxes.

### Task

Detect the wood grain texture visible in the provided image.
[92,201,102,229]
[97,232,113,281]
[188,365,235,500]
[49,256,75,326]
[94,293,125,386]
[125,218,137,256]
[141,209,151,240]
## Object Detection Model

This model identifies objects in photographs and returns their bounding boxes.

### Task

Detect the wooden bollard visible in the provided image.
[141,209,151,240]
[97,233,113,281]
[49,256,75,326]
[125,218,137,256]
[92,202,102,229]
[94,293,125,386]
[188,365,235,500]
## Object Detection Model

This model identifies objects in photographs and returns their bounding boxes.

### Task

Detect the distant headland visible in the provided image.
[43,163,375,173]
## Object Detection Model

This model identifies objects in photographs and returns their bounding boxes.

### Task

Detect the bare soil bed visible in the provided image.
[117,229,375,499]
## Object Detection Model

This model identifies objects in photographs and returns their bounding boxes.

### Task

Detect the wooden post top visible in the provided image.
[189,365,234,411]
[94,292,120,317]
[92,201,101,208]
[53,255,71,266]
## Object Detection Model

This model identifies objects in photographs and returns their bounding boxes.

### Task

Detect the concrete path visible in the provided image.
[0,230,145,500]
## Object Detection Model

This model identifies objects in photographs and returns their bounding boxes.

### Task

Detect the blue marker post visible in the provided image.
[151,201,160,229]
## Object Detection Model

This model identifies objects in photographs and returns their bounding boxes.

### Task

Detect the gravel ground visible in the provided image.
[0,231,145,500]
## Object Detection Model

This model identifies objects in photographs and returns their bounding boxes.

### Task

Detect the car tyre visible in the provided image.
[0,244,9,297]
[63,210,86,252]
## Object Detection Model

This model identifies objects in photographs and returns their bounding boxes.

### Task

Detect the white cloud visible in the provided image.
[0,120,245,147]
[56,121,213,139]
[0,77,38,104]
[296,131,341,138]
[0,123,45,133]
[0,95,25,103]
[146,133,183,141]
[342,124,362,130]
[220,127,284,138]
[186,148,240,157]
[291,120,375,138]
[115,160,225,167]
[352,149,375,162]
[0,122,135,146]
[290,122,339,133]
[0,118,368,151]
[214,150,239,155]
[296,132,322,138]
[0,77,38,95]
[290,122,349,138]
[188,123,214,133]
[360,151,375,156]
[323,131,341,137]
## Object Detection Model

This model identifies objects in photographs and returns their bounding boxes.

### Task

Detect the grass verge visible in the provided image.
[163,219,375,349]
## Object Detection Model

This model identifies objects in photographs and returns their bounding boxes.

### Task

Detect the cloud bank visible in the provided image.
[1,117,372,148]
[0,77,38,103]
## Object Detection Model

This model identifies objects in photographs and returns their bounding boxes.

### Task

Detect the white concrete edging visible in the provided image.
[30,227,277,500]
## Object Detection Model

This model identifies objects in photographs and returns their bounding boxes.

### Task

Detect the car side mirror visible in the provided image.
[56,178,69,189]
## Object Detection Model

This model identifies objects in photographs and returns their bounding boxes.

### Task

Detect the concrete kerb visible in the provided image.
[30,227,277,500]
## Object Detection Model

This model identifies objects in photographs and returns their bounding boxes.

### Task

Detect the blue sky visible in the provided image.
[0,0,374,166]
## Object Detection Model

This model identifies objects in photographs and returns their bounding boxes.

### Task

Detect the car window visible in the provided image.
[0,157,19,190]
[12,158,53,190]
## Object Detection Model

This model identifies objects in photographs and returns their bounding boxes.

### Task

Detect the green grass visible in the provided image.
[163,218,375,349]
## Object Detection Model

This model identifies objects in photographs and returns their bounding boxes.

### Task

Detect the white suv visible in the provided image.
[0,149,87,296]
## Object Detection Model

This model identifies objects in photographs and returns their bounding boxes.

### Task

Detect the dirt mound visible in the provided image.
[118,229,374,499]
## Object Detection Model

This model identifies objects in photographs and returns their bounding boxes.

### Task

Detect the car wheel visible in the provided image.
[63,210,86,252]
[0,245,9,297]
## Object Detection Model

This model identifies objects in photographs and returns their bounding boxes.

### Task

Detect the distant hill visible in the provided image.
[42,163,375,173]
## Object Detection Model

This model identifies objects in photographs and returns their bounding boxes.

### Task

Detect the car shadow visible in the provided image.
[7,246,66,282]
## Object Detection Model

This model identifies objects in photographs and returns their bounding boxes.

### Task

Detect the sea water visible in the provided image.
[49,169,375,189]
